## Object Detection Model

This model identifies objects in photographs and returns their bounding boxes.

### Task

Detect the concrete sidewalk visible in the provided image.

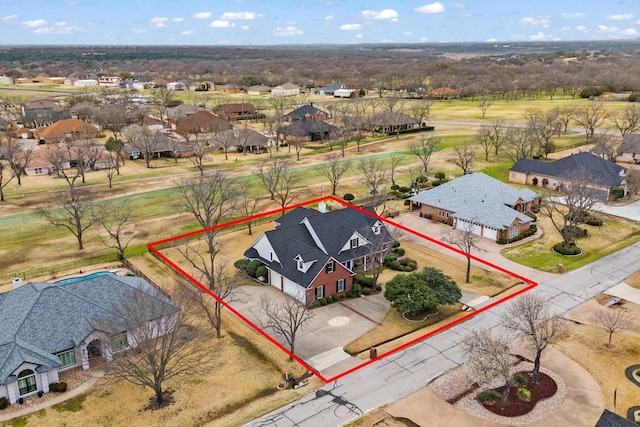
[385,345,604,427]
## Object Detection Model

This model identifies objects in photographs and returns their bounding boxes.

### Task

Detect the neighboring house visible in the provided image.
[617,134,640,164]
[124,139,193,160]
[246,85,271,96]
[284,104,330,122]
[509,152,627,200]
[73,79,99,88]
[217,84,241,94]
[20,102,70,128]
[212,103,256,120]
[334,88,357,98]
[244,204,393,304]
[24,148,62,176]
[0,273,177,405]
[590,142,616,161]
[24,146,112,176]
[368,111,423,135]
[35,118,100,144]
[142,115,164,131]
[0,75,13,85]
[166,81,186,91]
[173,110,231,135]
[278,118,338,143]
[271,83,300,97]
[409,172,540,242]
[315,83,343,96]
[211,128,270,153]
[166,104,199,122]
[98,76,121,87]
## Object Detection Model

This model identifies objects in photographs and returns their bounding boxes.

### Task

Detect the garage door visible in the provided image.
[482,227,498,241]
[457,219,482,236]
[282,278,306,303]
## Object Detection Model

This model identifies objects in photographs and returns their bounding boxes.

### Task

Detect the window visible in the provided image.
[344,260,352,270]
[18,370,37,396]
[350,237,358,248]
[510,172,516,178]
[508,226,519,239]
[325,261,335,273]
[372,222,381,235]
[315,286,324,300]
[35,168,43,174]
[57,349,76,369]
[337,279,345,292]
[112,333,128,352]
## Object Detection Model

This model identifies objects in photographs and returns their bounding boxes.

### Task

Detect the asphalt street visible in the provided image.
[246,241,640,427]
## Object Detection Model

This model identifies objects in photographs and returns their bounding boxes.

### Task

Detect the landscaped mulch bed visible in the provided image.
[481,371,557,417]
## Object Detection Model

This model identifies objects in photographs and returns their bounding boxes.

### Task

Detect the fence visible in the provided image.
[1,253,121,283]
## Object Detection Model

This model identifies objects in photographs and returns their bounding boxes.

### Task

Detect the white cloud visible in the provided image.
[356,33,363,39]
[620,28,637,36]
[23,19,46,28]
[132,28,147,34]
[173,17,184,23]
[324,15,335,21]
[340,23,362,31]
[530,31,550,41]
[414,2,445,14]
[2,14,18,22]
[597,24,619,34]
[576,25,587,31]
[241,25,249,30]
[362,9,399,21]
[560,26,571,32]
[34,24,82,34]
[404,31,412,36]
[182,30,194,35]
[273,26,303,36]
[486,37,497,42]
[220,11,261,20]
[193,12,212,19]
[150,17,168,28]
[606,13,634,21]
[452,3,465,9]
[519,16,551,28]
[561,12,586,19]
[210,20,234,28]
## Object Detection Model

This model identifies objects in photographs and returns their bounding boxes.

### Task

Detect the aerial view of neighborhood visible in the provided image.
[1,2,640,426]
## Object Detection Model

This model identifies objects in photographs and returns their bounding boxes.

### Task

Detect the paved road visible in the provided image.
[246,241,640,427]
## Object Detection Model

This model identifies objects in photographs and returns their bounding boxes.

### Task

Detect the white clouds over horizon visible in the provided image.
[561,12,586,19]
[150,17,168,28]
[2,14,18,22]
[273,26,303,36]
[340,24,362,31]
[23,19,46,28]
[210,20,234,28]
[415,2,445,14]
[519,16,551,28]
[606,13,634,21]
[362,9,398,22]
[221,11,261,20]
[193,12,212,20]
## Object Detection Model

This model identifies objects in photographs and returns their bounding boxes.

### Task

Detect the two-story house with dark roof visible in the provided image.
[243,204,393,304]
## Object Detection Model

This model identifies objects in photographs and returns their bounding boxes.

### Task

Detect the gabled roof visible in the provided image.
[211,128,268,147]
[278,118,337,137]
[275,83,299,90]
[36,118,100,141]
[409,172,538,230]
[212,103,255,115]
[318,83,343,93]
[510,152,626,188]
[245,207,392,288]
[370,111,420,126]
[0,274,175,384]
[620,134,640,153]
[285,104,325,120]
[246,85,271,92]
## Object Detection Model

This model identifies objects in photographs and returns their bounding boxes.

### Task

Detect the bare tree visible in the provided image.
[503,292,570,383]
[388,153,402,187]
[255,156,302,212]
[254,295,315,361]
[610,104,640,137]
[187,138,211,176]
[409,99,435,126]
[539,168,602,250]
[267,96,290,152]
[501,128,535,163]
[574,102,608,143]
[555,105,576,134]
[597,307,633,349]
[357,157,389,213]
[92,200,137,259]
[95,104,129,139]
[315,154,351,196]
[409,136,439,174]
[478,96,493,118]
[626,169,640,196]
[524,108,558,158]
[0,137,34,187]
[462,328,514,404]
[239,190,261,235]
[94,284,216,409]
[384,98,407,139]
[442,220,481,283]
[447,141,476,174]
[123,126,167,169]
[38,185,96,250]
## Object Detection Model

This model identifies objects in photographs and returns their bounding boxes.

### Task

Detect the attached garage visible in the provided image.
[482,226,498,241]
[456,219,482,236]
[270,271,306,303]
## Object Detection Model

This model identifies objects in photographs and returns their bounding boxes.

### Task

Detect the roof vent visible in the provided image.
[318,201,327,213]
[12,278,23,289]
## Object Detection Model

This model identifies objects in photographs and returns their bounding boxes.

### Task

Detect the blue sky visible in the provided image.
[1,0,639,45]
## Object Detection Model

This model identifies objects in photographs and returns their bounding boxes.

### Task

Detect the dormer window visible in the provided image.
[350,237,359,249]
[294,255,304,271]
[372,221,382,235]
[325,261,335,273]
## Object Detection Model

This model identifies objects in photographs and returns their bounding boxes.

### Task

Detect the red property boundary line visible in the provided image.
[147,195,537,384]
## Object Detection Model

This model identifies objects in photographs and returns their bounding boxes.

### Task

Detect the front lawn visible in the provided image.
[500,213,640,272]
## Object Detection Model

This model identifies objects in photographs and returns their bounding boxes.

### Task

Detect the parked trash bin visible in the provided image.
[369,347,377,359]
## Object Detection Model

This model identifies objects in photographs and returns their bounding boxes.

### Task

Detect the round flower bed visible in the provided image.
[480,371,557,417]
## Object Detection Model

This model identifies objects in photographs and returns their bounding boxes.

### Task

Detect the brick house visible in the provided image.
[244,204,394,304]
[409,172,539,242]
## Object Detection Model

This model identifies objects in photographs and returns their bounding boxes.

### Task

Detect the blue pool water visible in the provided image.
[55,271,115,284]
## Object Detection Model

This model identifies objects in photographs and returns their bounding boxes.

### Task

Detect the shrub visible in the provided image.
[434,171,446,180]
[49,383,59,392]
[246,260,263,278]
[561,225,588,239]
[516,387,532,401]
[389,260,402,270]
[58,382,68,392]
[255,266,267,280]
[407,260,418,271]
[415,175,428,184]
[553,242,582,255]
[234,258,250,270]
[343,193,355,201]
[586,216,603,226]
[319,298,328,306]
[376,285,382,292]
[541,178,549,187]
[331,295,340,302]
[524,212,537,222]
[390,184,400,191]
[580,86,603,98]
[362,287,372,295]
[353,283,361,296]
[398,186,411,194]
[476,390,501,404]
[384,254,398,267]
[354,273,375,288]
[404,199,411,206]
[610,186,625,199]
[432,180,441,187]
[629,93,640,102]
[532,177,539,186]
[511,373,529,387]
[392,240,401,248]
[394,247,406,256]
[0,397,8,410]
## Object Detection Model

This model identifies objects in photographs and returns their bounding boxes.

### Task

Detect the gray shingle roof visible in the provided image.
[285,104,323,120]
[278,118,338,137]
[510,152,626,188]
[0,274,174,385]
[245,207,392,289]
[621,134,640,153]
[409,173,538,230]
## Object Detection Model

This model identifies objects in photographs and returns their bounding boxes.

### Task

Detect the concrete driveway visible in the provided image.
[230,284,391,376]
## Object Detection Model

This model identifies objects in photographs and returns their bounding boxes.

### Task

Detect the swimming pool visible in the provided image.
[55,271,116,284]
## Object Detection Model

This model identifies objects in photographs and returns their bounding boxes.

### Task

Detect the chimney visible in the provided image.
[12,278,23,289]
[318,202,327,213]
